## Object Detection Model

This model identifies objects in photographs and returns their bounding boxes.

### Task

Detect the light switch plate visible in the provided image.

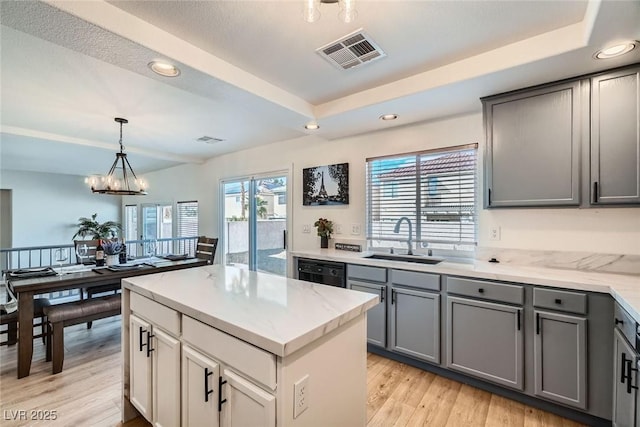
[302,224,311,234]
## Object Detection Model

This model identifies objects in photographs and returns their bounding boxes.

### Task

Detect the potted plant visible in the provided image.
[73,213,122,240]
[314,218,333,248]
[102,240,124,266]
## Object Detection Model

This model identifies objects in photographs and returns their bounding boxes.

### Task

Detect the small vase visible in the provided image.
[320,236,329,249]
[105,254,119,266]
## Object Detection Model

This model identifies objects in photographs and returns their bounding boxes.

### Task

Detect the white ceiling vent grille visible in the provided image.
[196,136,224,144]
[317,29,386,70]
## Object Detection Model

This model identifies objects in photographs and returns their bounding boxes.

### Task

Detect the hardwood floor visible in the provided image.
[0,318,585,426]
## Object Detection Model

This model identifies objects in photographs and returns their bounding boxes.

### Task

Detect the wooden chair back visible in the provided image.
[196,237,218,264]
[73,240,100,264]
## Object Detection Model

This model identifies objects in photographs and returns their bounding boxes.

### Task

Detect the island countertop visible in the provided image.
[122,264,378,357]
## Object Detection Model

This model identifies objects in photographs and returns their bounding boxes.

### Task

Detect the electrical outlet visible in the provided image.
[293,374,310,418]
[335,224,342,234]
[302,224,310,234]
[490,226,501,241]
[351,224,361,235]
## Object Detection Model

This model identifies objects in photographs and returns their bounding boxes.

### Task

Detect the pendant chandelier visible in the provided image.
[86,117,147,195]
[304,0,357,23]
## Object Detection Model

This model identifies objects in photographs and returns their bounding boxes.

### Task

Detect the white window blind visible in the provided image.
[177,201,198,237]
[124,205,138,241]
[366,144,477,250]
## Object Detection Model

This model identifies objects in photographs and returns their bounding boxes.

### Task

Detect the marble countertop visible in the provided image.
[122,264,378,358]
[291,249,640,323]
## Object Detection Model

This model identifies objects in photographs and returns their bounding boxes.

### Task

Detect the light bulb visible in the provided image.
[339,0,357,23]
[303,0,320,23]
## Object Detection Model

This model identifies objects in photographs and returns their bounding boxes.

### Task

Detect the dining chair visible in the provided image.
[0,297,51,346]
[196,236,218,264]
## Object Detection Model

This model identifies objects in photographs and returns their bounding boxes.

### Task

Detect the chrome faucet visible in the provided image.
[393,216,413,255]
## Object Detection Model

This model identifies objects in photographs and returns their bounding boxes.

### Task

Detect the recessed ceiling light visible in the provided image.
[594,42,637,59]
[148,61,181,77]
[304,123,320,130]
[380,114,398,121]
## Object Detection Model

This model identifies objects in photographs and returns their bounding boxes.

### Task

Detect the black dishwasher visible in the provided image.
[297,258,346,288]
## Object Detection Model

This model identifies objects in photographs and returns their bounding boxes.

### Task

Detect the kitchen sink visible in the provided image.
[364,253,444,265]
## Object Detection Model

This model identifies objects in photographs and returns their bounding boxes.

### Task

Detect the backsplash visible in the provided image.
[476,247,640,276]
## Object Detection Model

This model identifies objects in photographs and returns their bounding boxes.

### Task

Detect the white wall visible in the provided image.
[1,170,121,247]
[136,112,640,256]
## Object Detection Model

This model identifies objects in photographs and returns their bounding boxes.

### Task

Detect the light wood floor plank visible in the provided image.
[1,318,588,427]
[445,383,492,427]
[366,359,409,421]
[405,374,462,426]
[485,394,526,426]
[367,397,416,427]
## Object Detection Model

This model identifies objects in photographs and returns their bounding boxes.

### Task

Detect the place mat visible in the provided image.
[7,267,57,279]
[162,254,189,261]
[106,263,156,272]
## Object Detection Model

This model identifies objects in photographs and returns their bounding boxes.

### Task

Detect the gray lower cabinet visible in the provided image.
[533,310,587,409]
[613,328,638,427]
[446,296,524,390]
[483,79,583,207]
[591,66,640,205]
[348,280,386,347]
[389,286,440,364]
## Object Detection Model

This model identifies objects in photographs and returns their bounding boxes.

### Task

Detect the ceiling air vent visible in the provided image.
[316,29,386,70]
[196,136,224,144]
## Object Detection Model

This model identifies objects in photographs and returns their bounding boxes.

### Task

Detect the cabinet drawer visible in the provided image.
[446,277,523,305]
[533,288,587,315]
[182,316,277,390]
[614,302,637,345]
[130,292,180,336]
[391,269,440,291]
[348,264,387,283]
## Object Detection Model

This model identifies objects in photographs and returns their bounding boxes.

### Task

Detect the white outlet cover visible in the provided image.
[293,374,310,418]
[351,224,361,235]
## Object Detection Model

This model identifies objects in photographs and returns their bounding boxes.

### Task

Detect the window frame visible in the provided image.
[366,143,478,256]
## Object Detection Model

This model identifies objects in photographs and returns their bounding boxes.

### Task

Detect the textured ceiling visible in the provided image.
[1,0,640,177]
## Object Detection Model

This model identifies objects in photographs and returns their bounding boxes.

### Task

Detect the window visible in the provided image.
[177,201,198,237]
[124,205,138,241]
[366,144,477,253]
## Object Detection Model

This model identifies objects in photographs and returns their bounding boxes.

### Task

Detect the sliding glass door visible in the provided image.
[222,173,287,276]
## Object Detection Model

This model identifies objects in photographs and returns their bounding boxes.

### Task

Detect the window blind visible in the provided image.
[366,144,477,249]
[177,201,198,237]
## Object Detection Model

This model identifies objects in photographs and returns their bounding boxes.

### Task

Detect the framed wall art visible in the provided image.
[302,163,349,206]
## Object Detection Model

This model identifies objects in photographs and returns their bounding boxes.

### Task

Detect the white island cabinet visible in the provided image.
[121,265,378,427]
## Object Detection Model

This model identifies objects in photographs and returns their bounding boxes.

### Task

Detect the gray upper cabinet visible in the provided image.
[534,310,587,409]
[591,66,640,205]
[389,286,440,364]
[348,280,386,347]
[446,296,524,390]
[483,80,583,207]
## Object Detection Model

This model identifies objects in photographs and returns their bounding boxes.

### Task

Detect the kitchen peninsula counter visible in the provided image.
[121,264,378,426]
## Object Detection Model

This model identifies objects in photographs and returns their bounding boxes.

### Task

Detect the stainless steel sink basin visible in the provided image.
[364,253,444,265]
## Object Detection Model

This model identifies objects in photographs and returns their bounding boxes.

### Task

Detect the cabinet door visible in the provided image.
[182,345,220,427]
[152,328,181,427]
[591,66,640,205]
[484,80,582,207]
[534,310,587,409]
[390,287,440,364]
[130,314,153,421]
[349,280,387,347]
[221,368,275,427]
[446,296,523,390]
[613,328,638,427]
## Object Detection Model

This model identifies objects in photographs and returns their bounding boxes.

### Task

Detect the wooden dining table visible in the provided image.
[7,257,208,378]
